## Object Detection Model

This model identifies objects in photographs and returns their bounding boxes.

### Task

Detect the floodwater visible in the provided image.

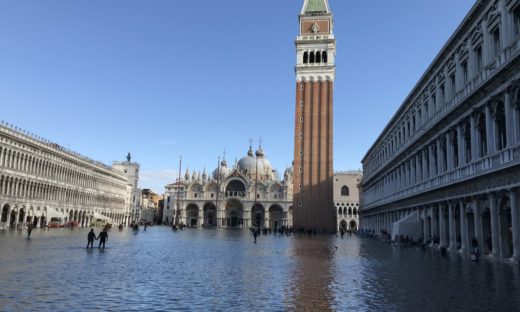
[0,227,519,311]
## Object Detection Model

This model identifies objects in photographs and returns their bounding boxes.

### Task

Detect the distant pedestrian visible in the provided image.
[340,229,345,239]
[97,229,108,249]
[253,228,258,244]
[27,223,33,239]
[87,229,96,249]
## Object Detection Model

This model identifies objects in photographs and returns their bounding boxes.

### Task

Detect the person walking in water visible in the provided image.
[27,223,33,239]
[253,227,258,244]
[87,229,96,249]
[97,228,108,249]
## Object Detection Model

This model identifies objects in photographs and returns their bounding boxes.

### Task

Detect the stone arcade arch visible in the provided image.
[251,203,265,227]
[268,205,284,229]
[18,207,25,224]
[186,204,199,227]
[498,195,513,258]
[339,219,347,231]
[349,220,358,230]
[203,203,217,227]
[1,204,9,224]
[10,208,17,227]
[225,199,243,228]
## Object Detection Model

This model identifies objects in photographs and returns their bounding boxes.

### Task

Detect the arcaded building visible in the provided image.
[293,0,336,232]
[163,146,293,229]
[0,122,134,229]
[361,0,520,262]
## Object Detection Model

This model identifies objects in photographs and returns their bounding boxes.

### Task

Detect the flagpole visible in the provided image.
[175,156,182,226]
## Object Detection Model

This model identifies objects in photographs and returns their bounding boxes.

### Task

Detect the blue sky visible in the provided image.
[0,0,476,193]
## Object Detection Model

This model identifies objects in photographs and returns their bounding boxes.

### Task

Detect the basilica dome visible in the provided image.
[212,159,230,180]
[237,146,276,180]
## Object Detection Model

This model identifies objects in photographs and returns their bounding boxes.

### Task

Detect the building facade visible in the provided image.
[293,0,336,232]
[0,122,131,229]
[361,0,520,262]
[163,146,293,229]
[334,171,362,231]
[112,158,142,223]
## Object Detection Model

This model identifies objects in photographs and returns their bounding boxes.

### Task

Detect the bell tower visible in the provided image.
[293,0,336,232]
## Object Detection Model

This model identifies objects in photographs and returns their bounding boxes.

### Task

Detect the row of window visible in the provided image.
[0,175,125,209]
[365,97,519,204]
[0,145,125,192]
[365,3,520,177]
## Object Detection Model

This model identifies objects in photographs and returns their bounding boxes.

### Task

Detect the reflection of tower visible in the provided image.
[293,0,336,232]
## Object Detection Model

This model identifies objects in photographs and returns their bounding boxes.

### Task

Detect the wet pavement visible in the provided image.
[0,227,519,311]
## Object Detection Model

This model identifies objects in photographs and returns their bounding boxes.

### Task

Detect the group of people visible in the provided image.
[171,223,185,231]
[86,227,109,249]
[339,228,354,239]
[251,226,295,241]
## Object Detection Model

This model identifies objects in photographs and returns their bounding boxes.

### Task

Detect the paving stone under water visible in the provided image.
[0,227,519,311]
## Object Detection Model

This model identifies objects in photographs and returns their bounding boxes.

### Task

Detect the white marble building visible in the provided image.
[163,145,293,229]
[334,171,362,231]
[361,0,520,262]
[0,122,136,229]
[112,158,142,223]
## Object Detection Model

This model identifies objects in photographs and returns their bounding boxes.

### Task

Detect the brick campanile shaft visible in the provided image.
[293,0,336,232]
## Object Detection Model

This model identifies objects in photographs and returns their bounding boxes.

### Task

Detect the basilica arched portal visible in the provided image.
[186,204,199,227]
[269,205,284,229]
[203,203,217,227]
[251,204,265,227]
[225,199,243,228]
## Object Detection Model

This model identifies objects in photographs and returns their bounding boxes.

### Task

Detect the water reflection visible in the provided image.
[288,236,336,311]
[0,228,519,311]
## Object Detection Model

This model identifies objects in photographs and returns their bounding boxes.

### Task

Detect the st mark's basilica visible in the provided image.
[162,145,294,229]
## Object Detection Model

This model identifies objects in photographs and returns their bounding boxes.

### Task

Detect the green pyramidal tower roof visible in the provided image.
[303,0,329,14]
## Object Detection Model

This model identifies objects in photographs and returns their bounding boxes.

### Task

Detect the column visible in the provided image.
[448,203,457,250]
[457,124,465,167]
[505,91,514,147]
[198,208,203,227]
[498,0,511,47]
[446,132,453,170]
[485,105,495,155]
[422,149,428,180]
[436,138,443,174]
[482,22,490,66]
[470,113,478,161]
[489,192,500,257]
[435,81,442,111]
[510,189,520,260]
[430,206,438,246]
[472,198,485,254]
[422,209,428,242]
[428,144,435,177]
[415,154,421,182]
[459,200,469,253]
[439,204,447,248]
[411,159,416,185]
